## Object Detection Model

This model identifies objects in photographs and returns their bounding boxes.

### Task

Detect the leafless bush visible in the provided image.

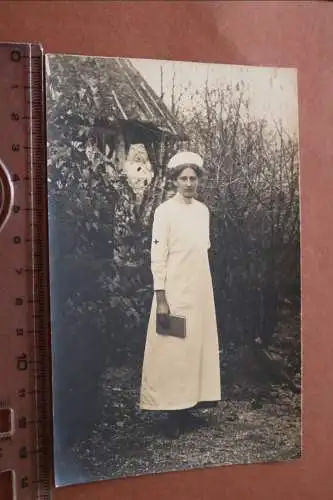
[174,82,300,348]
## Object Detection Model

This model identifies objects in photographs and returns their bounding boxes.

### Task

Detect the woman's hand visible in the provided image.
[156,290,170,329]
[157,299,170,315]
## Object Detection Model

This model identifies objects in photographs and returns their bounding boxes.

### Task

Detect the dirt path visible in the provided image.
[73,364,301,482]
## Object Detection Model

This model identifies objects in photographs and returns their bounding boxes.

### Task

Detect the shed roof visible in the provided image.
[46,54,186,140]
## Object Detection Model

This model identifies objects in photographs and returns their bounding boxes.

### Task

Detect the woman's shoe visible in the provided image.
[163,412,182,439]
[181,411,207,430]
[194,401,218,410]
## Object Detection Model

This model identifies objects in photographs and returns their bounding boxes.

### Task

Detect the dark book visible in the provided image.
[156,314,186,338]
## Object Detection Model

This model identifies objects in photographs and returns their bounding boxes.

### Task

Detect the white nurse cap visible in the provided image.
[167,151,204,172]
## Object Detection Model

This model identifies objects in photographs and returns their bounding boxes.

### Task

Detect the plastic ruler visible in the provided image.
[0,43,51,500]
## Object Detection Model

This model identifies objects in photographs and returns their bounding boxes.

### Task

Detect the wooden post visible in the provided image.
[114,126,128,172]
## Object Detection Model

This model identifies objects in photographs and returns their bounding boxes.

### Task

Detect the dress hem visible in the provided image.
[139,397,221,411]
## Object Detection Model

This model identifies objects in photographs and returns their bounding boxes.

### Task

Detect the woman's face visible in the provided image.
[174,166,199,199]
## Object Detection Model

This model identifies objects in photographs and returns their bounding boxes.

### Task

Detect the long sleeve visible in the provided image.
[150,205,169,291]
[205,205,211,250]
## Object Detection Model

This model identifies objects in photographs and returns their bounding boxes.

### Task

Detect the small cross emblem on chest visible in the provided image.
[153,239,159,244]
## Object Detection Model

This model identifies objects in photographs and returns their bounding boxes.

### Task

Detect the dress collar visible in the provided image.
[173,192,194,205]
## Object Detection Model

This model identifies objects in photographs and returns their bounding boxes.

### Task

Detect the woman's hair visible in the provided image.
[168,164,204,181]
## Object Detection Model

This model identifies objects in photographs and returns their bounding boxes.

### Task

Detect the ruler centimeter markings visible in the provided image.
[0,43,51,500]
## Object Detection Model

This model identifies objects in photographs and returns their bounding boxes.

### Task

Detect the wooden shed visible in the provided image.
[46,54,187,260]
[46,55,186,175]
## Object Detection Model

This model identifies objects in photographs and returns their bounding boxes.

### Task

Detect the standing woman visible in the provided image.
[140,151,221,438]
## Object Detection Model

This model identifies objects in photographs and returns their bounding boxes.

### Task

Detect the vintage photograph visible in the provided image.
[46,54,302,487]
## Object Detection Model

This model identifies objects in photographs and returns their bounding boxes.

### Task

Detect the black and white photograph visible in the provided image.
[45,53,302,487]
